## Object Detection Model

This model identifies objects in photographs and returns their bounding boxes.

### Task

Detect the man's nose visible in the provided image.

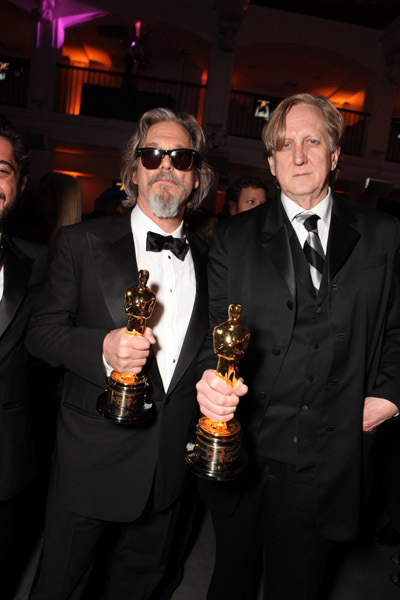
[293,144,307,165]
[160,153,173,169]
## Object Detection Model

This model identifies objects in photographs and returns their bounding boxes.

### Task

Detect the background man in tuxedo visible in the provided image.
[196,93,400,600]
[0,117,47,594]
[27,108,213,600]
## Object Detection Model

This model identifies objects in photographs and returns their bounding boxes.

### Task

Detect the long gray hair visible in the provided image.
[121,108,214,209]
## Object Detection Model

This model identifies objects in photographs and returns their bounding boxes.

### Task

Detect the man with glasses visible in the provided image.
[27,108,213,600]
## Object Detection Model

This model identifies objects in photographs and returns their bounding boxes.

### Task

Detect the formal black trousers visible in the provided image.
[29,492,184,600]
[206,459,333,600]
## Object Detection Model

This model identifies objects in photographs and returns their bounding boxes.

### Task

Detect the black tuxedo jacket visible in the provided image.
[0,235,47,501]
[202,193,400,540]
[26,212,208,522]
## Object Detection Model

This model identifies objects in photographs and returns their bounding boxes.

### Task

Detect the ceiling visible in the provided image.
[252,0,400,30]
[1,0,399,115]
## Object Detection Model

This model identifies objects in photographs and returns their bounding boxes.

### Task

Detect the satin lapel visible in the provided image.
[0,237,33,339]
[261,198,296,300]
[328,197,361,283]
[88,216,138,328]
[167,231,208,395]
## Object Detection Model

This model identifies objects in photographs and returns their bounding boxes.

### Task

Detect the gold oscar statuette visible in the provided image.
[97,269,156,425]
[185,304,250,480]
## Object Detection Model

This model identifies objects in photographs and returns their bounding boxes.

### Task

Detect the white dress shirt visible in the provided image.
[130,205,196,391]
[280,190,332,253]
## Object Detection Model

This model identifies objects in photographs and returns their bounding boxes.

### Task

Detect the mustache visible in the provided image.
[147,172,181,187]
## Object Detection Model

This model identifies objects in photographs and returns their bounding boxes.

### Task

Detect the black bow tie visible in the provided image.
[146,231,187,260]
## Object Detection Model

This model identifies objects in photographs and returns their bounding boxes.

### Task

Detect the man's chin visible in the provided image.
[149,196,183,219]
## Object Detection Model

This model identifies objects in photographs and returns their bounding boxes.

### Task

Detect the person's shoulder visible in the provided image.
[334,194,400,251]
[57,212,132,242]
[7,235,47,262]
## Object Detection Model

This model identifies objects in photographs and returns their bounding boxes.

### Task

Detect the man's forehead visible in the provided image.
[0,136,17,171]
[143,121,192,147]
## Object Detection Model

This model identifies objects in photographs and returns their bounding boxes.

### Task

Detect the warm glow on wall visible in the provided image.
[53,169,94,179]
[314,86,366,112]
[335,90,366,112]
[62,45,112,69]
[83,46,112,68]
[62,46,90,67]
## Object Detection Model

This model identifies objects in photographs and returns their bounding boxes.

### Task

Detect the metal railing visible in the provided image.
[2,58,398,163]
[227,89,369,157]
[386,118,400,162]
[55,64,206,123]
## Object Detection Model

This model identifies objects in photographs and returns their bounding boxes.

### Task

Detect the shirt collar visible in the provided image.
[131,204,185,244]
[281,189,332,227]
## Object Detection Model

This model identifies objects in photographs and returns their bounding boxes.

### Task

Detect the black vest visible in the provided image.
[257,229,333,469]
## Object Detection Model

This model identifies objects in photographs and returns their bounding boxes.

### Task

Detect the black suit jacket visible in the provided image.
[0,235,47,501]
[201,193,400,540]
[26,212,209,522]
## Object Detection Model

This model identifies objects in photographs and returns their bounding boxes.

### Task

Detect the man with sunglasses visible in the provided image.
[27,108,213,600]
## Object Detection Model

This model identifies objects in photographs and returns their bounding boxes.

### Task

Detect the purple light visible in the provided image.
[131,41,136,48]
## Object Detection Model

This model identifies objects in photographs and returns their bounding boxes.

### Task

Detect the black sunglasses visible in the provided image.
[136,147,201,171]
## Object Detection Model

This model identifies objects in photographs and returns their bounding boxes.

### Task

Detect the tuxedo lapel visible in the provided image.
[167,231,208,395]
[261,197,296,300]
[0,237,33,339]
[88,214,138,328]
[328,196,361,283]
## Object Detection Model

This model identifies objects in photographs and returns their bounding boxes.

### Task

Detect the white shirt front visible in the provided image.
[131,205,196,391]
[280,189,332,253]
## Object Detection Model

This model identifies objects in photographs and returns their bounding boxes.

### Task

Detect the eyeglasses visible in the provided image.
[136,148,201,171]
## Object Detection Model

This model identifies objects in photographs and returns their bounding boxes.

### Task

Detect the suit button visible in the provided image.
[287,301,294,310]
[302,405,308,411]
[272,347,281,356]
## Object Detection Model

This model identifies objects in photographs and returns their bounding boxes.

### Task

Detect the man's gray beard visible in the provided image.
[149,191,183,218]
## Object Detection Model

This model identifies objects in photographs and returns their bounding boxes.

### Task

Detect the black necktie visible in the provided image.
[146,231,187,260]
[295,213,325,293]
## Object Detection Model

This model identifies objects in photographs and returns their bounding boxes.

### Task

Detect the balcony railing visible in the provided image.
[1,57,399,163]
[227,89,369,157]
[55,64,206,124]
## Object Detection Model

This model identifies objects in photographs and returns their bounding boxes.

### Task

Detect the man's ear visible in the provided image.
[18,175,27,196]
[330,147,340,172]
[267,155,276,177]
[228,201,238,216]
